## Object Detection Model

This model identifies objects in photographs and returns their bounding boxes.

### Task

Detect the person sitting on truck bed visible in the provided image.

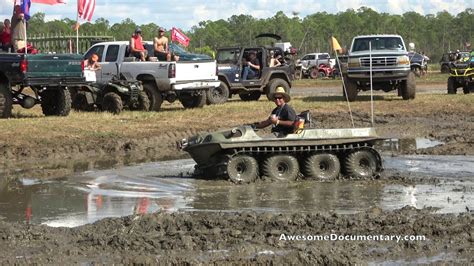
[130,27,147,61]
[254,87,296,137]
[154,27,171,61]
[242,51,260,80]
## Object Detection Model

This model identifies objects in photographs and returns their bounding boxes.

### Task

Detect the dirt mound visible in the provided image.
[0,207,471,264]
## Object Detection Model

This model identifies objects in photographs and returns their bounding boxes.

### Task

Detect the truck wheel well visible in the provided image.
[268,73,290,86]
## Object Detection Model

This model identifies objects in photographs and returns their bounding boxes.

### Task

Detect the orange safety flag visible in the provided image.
[331,36,342,52]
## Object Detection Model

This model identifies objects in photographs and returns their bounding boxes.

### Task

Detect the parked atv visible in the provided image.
[70,76,150,114]
[295,62,335,79]
[447,60,474,94]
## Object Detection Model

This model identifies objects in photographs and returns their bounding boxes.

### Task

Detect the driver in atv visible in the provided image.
[254,87,296,137]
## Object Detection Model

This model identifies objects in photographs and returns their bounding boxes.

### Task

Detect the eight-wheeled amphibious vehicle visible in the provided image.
[178,124,383,183]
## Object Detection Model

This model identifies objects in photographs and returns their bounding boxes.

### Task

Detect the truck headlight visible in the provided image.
[348,58,360,67]
[398,56,410,65]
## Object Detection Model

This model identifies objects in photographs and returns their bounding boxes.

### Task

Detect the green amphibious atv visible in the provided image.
[178,117,383,183]
[447,54,474,94]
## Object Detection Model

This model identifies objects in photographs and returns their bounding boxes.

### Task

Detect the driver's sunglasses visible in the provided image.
[274,97,283,100]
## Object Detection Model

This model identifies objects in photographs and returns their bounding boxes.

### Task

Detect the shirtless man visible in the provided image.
[154,27,171,61]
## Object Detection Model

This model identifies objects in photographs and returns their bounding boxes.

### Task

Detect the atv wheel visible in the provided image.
[440,64,450,73]
[130,90,150,111]
[72,91,94,111]
[179,91,206,108]
[0,83,13,118]
[266,78,290,101]
[318,71,327,78]
[226,155,259,183]
[342,75,358,102]
[40,88,71,116]
[344,149,378,179]
[303,153,340,180]
[102,92,123,114]
[143,82,163,111]
[262,155,299,182]
[206,81,229,105]
[412,66,422,77]
[463,86,471,94]
[239,91,261,101]
[447,77,457,94]
[401,72,416,100]
[309,68,319,79]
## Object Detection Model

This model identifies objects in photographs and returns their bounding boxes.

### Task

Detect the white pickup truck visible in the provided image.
[82,41,220,110]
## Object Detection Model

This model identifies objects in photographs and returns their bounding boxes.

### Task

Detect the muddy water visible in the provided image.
[0,139,472,227]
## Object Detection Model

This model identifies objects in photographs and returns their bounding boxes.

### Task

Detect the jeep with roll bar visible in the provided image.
[212,34,294,104]
[342,34,415,101]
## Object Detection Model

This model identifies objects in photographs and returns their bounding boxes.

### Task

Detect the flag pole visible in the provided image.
[333,36,354,128]
[76,8,79,54]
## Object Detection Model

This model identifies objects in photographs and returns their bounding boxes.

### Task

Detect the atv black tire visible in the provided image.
[143,82,163,111]
[309,68,319,79]
[303,153,341,180]
[440,64,450,74]
[344,149,378,179]
[462,86,471,94]
[266,78,290,101]
[342,75,358,102]
[40,88,71,116]
[102,92,123,114]
[401,72,416,100]
[226,155,259,184]
[0,83,13,118]
[179,91,206,108]
[447,77,457,94]
[206,81,229,105]
[130,90,150,111]
[72,91,94,111]
[239,91,261,101]
[262,154,299,182]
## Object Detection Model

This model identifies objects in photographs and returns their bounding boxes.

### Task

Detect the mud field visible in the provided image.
[0,85,473,264]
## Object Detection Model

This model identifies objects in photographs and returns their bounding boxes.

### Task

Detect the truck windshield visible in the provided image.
[353,37,405,52]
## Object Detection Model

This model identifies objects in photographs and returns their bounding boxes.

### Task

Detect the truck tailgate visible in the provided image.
[175,60,217,81]
[25,54,83,78]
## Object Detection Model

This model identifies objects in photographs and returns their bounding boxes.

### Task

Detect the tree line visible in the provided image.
[18,7,474,61]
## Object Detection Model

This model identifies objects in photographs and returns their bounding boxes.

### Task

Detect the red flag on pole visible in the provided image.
[32,0,66,4]
[171,27,190,47]
[78,0,95,21]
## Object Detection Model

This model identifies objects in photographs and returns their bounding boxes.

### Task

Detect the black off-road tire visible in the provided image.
[239,91,261,101]
[344,149,378,179]
[179,92,206,108]
[226,155,259,184]
[309,68,319,79]
[303,153,341,180]
[72,91,94,111]
[318,71,327,78]
[447,77,457,94]
[206,81,229,105]
[401,72,416,100]
[0,83,13,118]
[40,88,71,116]
[265,78,290,101]
[130,90,150,111]
[262,154,299,182]
[102,92,123,114]
[143,82,163,111]
[342,75,358,102]
[412,67,422,77]
[462,86,471,94]
[440,64,450,73]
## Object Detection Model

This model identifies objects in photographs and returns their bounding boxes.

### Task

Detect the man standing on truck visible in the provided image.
[129,27,147,61]
[11,5,26,51]
[255,87,296,137]
[0,19,12,52]
[154,27,171,61]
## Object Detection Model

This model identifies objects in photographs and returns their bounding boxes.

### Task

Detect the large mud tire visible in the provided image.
[40,88,71,116]
[303,153,341,180]
[72,91,94,111]
[102,92,123,114]
[0,83,13,118]
[447,77,457,94]
[401,72,416,100]
[179,92,206,108]
[266,78,290,101]
[143,82,162,111]
[262,155,299,182]
[462,86,471,94]
[206,81,229,105]
[239,91,261,101]
[344,149,378,179]
[342,75,358,102]
[130,90,150,111]
[226,155,259,184]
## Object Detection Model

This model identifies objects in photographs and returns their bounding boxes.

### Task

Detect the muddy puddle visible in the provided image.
[1,137,472,227]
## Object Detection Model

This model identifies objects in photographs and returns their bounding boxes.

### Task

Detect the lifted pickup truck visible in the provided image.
[343,34,415,101]
[81,41,220,110]
[0,52,85,118]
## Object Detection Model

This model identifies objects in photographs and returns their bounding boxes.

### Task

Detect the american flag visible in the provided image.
[78,0,95,21]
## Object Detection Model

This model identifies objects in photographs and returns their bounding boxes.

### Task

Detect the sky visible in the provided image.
[0,0,472,30]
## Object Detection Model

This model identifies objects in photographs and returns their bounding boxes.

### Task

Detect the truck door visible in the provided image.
[99,44,121,83]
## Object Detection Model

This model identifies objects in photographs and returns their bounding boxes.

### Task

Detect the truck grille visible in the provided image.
[360,57,397,67]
